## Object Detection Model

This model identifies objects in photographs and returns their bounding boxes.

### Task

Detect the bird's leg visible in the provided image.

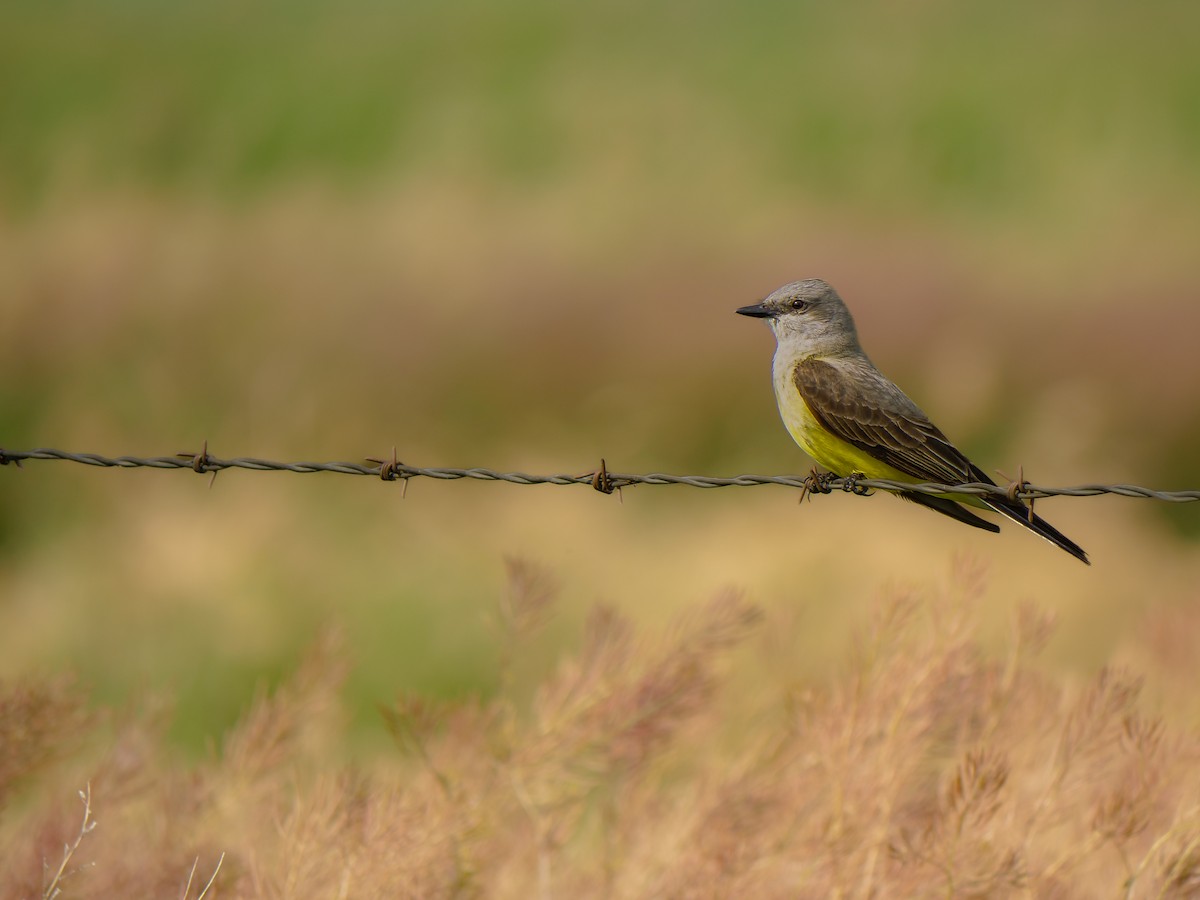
[841,471,873,496]
[799,468,836,504]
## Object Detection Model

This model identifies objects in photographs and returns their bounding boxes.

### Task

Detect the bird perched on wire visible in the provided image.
[737,278,1088,564]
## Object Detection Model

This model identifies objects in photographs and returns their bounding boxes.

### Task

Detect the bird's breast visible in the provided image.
[770,354,910,480]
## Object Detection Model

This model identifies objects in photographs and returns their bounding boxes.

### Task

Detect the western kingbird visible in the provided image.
[737,278,1089,564]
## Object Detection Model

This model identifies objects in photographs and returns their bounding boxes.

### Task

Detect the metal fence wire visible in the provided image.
[2,446,1197,504]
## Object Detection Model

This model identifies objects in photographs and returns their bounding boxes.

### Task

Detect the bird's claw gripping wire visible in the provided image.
[0,448,19,468]
[841,471,873,496]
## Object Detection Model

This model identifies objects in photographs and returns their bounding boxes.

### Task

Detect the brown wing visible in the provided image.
[793,357,1090,563]
[793,356,990,485]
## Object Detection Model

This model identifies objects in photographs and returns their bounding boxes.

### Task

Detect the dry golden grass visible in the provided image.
[3,558,1198,898]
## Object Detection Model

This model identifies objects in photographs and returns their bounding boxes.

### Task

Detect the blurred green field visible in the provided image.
[2,1,1200,893]
[5,0,1200,225]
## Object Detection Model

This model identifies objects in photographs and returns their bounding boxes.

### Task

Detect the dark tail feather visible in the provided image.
[901,483,1090,565]
[982,495,1090,565]
[902,490,1000,533]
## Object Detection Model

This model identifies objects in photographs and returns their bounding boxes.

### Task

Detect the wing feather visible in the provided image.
[792,357,985,485]
[791,356,1090,563]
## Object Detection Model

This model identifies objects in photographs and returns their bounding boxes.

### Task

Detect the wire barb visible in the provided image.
[368,447,405,482]
[177,440,218,488]
[177,439,214,474]
[591,458,616,495]
[367,447,411,497]
[799,468,835,504]
[999,465,1036,523]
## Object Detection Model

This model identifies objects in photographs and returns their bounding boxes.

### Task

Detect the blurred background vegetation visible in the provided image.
[2,0,1199,753]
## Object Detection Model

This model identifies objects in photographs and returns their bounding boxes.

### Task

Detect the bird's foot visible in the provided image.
[841,471,874,496]
[799,468,836,504]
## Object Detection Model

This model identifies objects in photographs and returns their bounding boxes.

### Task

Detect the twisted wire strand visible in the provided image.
[2,446,1197,503]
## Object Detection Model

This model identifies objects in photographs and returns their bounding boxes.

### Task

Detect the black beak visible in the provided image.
[736,302,774,319]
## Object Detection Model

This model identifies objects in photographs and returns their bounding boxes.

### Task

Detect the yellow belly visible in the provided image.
[774,377,990,510]
[784,406,913,480]
[773,372,915,482]
[769,354,990,509]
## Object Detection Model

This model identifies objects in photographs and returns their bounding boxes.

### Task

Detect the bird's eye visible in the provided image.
[790,298,809,311]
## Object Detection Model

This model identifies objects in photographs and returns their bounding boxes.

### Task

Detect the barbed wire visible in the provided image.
[2,445,1197,504]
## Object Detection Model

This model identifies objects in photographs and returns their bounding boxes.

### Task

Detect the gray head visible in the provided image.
[736,278,861,356]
